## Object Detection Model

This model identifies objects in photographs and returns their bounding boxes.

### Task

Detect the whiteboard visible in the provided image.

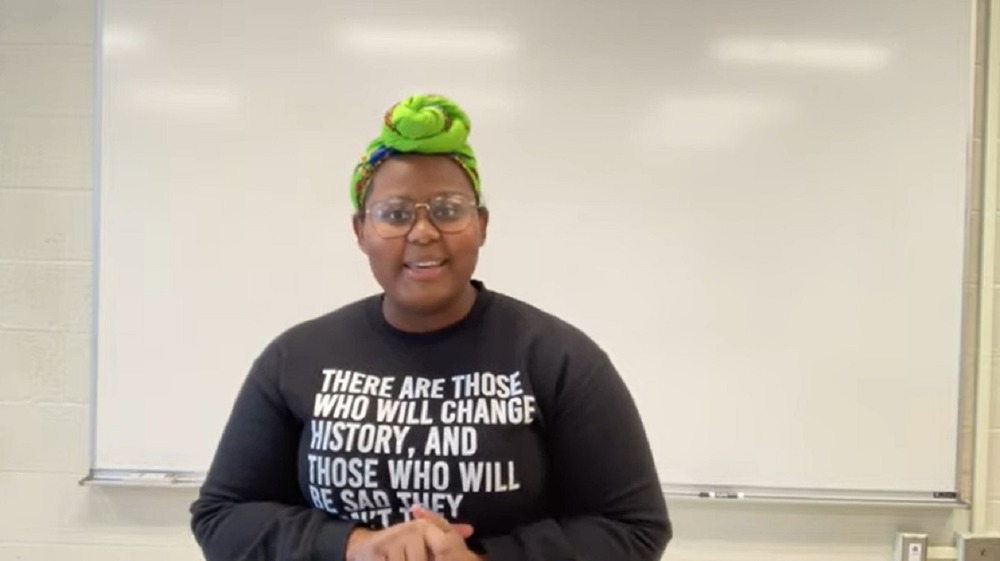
[92,0,974,498]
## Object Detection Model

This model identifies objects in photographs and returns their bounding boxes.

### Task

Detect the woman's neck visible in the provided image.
[382,283,478,333]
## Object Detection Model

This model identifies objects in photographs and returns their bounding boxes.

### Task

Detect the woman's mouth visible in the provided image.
[404,259,447,280]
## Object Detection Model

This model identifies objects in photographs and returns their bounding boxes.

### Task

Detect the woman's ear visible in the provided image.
[352,215,369,254]
[477,208,489,247]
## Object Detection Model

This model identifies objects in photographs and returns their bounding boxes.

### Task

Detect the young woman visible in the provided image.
[190,94,671,561]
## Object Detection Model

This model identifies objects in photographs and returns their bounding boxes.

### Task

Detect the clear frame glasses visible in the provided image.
[364,194,480,239]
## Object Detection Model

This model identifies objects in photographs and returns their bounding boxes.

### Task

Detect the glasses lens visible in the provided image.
[428,196,474,233]
[370,200,414,238]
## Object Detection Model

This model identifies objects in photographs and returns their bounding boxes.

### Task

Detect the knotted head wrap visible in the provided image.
[349,94,481,212]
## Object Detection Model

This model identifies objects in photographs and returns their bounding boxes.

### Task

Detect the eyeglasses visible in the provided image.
[363,194,480,239]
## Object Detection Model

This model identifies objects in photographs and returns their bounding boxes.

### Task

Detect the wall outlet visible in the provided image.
[896,533,928,561]
[957,533,1000,561]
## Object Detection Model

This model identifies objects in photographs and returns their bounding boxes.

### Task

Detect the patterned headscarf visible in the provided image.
[349,94,481,211]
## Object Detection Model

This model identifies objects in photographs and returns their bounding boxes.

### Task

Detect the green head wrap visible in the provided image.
[349,94,481,211]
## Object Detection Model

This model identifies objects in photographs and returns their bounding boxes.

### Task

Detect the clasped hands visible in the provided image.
[345,505,485,561]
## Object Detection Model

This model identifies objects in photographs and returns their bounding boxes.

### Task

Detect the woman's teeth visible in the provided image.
[410,260,443,269]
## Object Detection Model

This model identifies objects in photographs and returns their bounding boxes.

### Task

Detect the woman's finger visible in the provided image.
[402,533,428,561]
[418,520,456,559]
[410,505,475,538]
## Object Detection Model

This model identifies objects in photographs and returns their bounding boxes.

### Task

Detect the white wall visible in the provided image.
[0,0,997,559]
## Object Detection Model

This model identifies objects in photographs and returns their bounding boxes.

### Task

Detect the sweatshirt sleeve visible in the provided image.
[478,347,671,561]
[189,340,359,561]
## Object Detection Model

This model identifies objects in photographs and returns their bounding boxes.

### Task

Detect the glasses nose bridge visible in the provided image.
[411,201,436,223]
[407,201,440,236]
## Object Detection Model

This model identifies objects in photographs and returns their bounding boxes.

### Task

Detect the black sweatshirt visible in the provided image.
[190,280,671,561]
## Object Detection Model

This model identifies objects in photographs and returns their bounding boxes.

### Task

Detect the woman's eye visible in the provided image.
[377,207,412,224]
[432,204,461,220]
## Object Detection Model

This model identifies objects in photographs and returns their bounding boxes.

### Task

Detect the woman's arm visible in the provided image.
[478,347,671,561]
[190,341,359,561]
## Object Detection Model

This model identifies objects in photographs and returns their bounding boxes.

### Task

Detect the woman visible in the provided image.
[190,94,671,561]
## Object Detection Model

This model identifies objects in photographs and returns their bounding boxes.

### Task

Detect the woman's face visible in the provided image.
[353,155,488,321]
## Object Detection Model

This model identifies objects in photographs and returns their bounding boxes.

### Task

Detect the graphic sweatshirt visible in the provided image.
[190,281,671,561]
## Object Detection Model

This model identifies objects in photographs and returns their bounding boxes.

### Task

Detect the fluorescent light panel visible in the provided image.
[335,23,521,57]
[133,85,240,110]
[711,37,891,70]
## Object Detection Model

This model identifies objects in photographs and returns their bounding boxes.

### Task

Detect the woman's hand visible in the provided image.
[344,508,478,561]
[344,521,434,561]
[411,505,485,561]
